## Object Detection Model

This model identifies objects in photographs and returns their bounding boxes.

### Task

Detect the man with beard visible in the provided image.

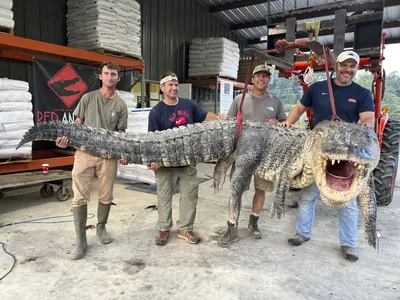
[279,50,374,261]
[56,61,129,260]
[218,64,287,247]
[148,71,226,246]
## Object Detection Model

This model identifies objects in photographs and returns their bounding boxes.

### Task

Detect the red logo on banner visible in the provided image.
[47,64,88,108]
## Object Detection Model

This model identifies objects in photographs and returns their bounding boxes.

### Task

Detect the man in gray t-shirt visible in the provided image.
[218,64,286,248]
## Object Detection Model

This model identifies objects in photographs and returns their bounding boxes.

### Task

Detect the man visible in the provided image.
[218,64,287,247]
[56,61,128,260]
[279,50,374,262]
[148,71,224,246]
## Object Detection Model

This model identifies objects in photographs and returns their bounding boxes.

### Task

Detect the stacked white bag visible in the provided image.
[66,0,142,58]
[0,0,14,29]
[188,38,240,79]
[117,107,156,185]
[0,78,34,159]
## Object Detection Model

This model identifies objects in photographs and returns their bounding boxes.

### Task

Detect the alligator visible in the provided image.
[16,119,380,247]
[49,77,81,96]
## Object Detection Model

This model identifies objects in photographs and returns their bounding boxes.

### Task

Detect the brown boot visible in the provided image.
[248,214,262,239]
[217,221,239,248]
[288,233,310,246]
[177,230,199,244]
[156,230,170,246]
[341,246,359,262]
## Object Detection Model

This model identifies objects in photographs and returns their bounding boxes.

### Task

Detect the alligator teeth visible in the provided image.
[337,160,341,164]
[332,160,335,165]
[354,162,358,167]
[358,164,362,169]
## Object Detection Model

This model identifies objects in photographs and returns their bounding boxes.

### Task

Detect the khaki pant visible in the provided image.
[247,175,275,192]
[71,150,118,207]
[155,165,199,231]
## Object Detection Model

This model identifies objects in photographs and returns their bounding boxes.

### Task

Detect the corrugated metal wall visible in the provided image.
[0,0,245,112]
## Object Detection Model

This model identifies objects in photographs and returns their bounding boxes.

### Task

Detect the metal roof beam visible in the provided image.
[247,19,399,45]
[231,0,397,30]
[209,0,278,13]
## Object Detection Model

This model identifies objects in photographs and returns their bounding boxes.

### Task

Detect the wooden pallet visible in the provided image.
[0,154,32,163]
[0,25,14,35]
[90,48,142,60]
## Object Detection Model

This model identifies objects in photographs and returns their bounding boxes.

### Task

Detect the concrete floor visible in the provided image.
[0,163,399,300]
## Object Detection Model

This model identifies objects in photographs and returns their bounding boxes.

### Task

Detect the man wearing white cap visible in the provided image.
[148,71,225,246]
[279,50,375,261]
[218,64,287,248]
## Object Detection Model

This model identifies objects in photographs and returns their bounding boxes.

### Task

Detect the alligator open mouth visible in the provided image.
[315,155,371,203]
[325,159,356,191]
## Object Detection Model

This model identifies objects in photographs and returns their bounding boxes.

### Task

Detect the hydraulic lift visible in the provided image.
[241,6,399,206]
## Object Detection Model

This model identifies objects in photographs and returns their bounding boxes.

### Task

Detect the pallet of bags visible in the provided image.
[117,107,156,185]
[0,78,34,159]
[66,0,141,59]
[0,0,14,34]
[188,37,240,80]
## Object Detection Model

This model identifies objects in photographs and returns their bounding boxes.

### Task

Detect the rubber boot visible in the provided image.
[70,205,88,260]
[96,202,112,244]
[217,221,239,248]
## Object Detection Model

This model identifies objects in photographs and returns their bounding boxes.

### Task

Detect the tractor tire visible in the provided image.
[382,119,400,157]
[374,154,398,206]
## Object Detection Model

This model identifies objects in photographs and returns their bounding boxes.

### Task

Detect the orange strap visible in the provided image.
[235,56,254,144]
[322,44,341,121]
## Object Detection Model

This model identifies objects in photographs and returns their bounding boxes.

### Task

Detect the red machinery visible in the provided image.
[241,34,399,206]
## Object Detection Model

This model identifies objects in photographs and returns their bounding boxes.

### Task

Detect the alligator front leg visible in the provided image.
[271,170,290,219]
[213,152,236,194]
[357,174,377,248]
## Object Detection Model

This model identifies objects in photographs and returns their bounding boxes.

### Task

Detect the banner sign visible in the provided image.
[33,58,100,124]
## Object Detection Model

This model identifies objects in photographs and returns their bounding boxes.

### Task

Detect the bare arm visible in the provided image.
[359,111,374,129]
[278,102,308,127]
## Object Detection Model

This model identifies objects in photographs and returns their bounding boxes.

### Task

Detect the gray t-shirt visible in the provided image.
[74,90,128,131]
[228,92,286,122]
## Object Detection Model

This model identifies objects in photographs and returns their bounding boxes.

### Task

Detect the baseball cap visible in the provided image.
[253,64,272,76]
[336,50,360,64]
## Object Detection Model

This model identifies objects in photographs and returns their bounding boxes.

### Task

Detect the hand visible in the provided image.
[147,162,160,171]
[119,158,128,165]
[277,121,294,128]
[218,113,228,120]
[55,136,69,148]
[266,118,279,125]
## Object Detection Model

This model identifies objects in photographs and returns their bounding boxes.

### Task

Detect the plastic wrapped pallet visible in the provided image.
[117,108,156,185]
[188,38,240,79]
[0,78,34,159]
[66,0,142,58]
[0,0,14,29]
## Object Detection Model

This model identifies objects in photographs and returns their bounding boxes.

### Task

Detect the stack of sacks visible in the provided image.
[0,0,14,29]
[188,38,240,79]
[0,78,34,159]
[117,90,137,111]
[66,0,141,58]
[117,108,156,185]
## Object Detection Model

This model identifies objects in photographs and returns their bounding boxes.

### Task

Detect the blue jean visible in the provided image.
[296,183,358,248]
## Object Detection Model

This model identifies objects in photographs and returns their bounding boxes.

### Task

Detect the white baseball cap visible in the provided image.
[253,64,272,76]
[336,50,360,64]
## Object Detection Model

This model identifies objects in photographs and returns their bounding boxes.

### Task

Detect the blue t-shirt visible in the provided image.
[300,79,374,126]
[148,97,208,132]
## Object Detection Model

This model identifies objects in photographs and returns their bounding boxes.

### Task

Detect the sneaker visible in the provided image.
[177,230,199,244]
[156,230,170,246]
[341,246,359,262]
[248,214,262,239]
[288,233,310,246]
[217,221,239,248]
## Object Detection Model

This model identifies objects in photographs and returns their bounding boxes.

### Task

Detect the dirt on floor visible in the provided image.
[0,163,399,300]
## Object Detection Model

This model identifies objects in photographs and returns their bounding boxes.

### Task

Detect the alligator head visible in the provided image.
[50,77,81,96]
[305,120,380,208]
